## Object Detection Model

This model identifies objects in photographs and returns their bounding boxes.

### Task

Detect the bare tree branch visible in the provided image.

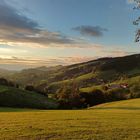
[134,0,140,42]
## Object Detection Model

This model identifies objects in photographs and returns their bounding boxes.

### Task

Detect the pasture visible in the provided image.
[0,99,140,140]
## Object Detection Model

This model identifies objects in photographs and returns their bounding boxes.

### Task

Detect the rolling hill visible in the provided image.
[5,54,140,94]
[0,53,139,109]
[0,85,58,109]
[0,68,15,77]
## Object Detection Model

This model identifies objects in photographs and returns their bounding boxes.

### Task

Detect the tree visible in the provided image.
[55,83,85,109]
[25,85,48,97]
[133,0,140,42]
[0,78,9,86]
[25,85,35,91]
[80,89,105,107]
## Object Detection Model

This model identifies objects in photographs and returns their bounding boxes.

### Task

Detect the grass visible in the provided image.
[80,85,102,92]
[90,98,140,110]
[0,107,34,112]
[75,72,96,81]
[80,75,140,93]
[127,69,140,77]
[0,99,140,140]
[0,85,58,109]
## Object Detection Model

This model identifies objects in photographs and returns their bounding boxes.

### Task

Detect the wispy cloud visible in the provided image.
[0,56,94,66]
[0,48,135,70]
[0,0,78,47]
[72,25,108,37]
[0,56,96,70]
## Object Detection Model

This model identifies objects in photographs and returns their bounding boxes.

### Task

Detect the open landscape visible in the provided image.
[0,99,139,140]
[0,54,140,140]
[0,0,140,139]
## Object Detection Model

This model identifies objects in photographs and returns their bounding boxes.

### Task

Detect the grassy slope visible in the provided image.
[0,99,139,140]
[80,75,140,93]
[0,85,58,109]
[40,54,140,94]
[5,54,140,95]
[90,98,140,109]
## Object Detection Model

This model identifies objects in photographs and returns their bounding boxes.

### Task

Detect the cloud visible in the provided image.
[0,56,96,70]
[0,1,78,47]
[0,56,94,66]
[47,43,104,49]
[0,0,39,31]
[72,25,108,37]
[127,0,135,4]
[102,50,130,57]
[0,47,135,70]
[0,1,109,49]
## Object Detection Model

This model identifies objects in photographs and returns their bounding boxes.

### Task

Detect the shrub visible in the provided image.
[25,85,48,97]
[106,88,130,101]
[25,85,35,91]
[0,78,9,86]
[80,89,105,107]
[56,85,85,109]
[130,85,140,98]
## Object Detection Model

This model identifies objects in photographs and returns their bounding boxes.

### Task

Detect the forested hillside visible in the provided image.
[0,54,139,109]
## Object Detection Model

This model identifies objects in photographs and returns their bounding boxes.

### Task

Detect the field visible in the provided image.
[0,99,140,140]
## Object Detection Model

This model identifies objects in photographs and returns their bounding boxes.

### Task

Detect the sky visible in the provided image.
[0,0,140,70]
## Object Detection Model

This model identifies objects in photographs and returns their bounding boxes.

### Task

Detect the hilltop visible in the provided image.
[1,53,140,109]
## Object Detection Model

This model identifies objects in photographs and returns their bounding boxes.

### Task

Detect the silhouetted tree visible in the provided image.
[133,0,140,42]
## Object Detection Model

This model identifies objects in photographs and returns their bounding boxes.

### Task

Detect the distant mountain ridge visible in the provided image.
[0,68,16,77]
[2,53,140,94]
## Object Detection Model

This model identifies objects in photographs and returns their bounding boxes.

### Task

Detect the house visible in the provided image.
[120,83,128,89]
[107,83,128,89]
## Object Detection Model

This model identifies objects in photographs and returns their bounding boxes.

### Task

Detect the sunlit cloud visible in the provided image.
[0,56,93,66]
[0,0,81,48]
[0,48,135,70]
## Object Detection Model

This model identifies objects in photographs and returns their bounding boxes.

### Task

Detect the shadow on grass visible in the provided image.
[91,107,140,110]
[0,107,37,112]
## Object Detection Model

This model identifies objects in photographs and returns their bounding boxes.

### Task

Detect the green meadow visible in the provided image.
[0,98,140,140]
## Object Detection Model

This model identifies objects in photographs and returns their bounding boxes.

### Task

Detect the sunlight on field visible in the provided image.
[0,99,140,140]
